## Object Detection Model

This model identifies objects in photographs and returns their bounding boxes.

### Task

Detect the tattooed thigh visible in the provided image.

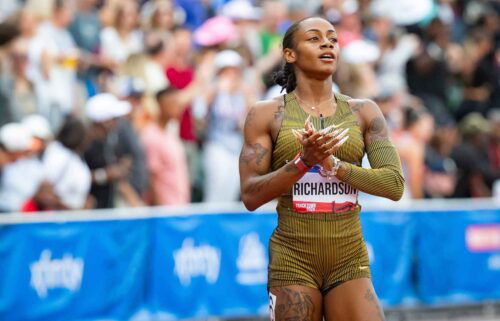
[269,286,322,321]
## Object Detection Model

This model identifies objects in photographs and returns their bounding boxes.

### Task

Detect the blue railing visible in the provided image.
[0,199,499,321]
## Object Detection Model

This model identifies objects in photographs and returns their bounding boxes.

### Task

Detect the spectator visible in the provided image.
[21,114,53,156]
[83,93,141,208]
[394,107,435,199]
[451,112,500,197]
[99,0,143,66]
[165,26,204,201]
[28,0,79,130]
[42,116,92,210]
[0,122,44,213]
[0,38,37,124]
[201,50,254,202]
[141,87,190,206]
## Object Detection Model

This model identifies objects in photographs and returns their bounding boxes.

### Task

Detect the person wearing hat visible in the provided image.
[451,112,500,197]
[0,122,46,213]
[83,93,142,208]
[201,49,256,202]
[21,114,53,157]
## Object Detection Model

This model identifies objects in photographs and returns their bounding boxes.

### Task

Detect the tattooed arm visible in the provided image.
[239,100,305,211]
[336,99,405,201]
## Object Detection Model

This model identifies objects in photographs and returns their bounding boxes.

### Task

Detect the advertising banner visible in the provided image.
[149,213,276,319]
[416,209,500,304]
[0,220,149,321]
[361,211,416,306]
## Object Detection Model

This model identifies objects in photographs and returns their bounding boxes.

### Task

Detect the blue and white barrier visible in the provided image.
[0,199,499,320]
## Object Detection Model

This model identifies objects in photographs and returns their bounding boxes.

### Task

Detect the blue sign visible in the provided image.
[0,206,499,320]
[416,210,500,304]
[0,220,149,321]
[361,211,416,306]
[149,214,276,319]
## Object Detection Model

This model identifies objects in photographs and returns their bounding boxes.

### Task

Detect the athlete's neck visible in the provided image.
[294,72,334,105]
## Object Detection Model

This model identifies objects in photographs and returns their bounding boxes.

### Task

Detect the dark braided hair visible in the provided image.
[273,18,310,93]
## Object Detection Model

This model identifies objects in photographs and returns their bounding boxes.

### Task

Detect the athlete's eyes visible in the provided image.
[329,38,338,43]
[308,37,319,41]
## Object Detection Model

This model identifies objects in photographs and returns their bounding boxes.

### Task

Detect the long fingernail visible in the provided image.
[338,136,349,145]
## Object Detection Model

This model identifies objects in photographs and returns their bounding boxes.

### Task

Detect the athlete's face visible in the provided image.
[284,18,340,78]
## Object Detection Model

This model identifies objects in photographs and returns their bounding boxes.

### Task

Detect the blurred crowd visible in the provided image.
[0,0,498,213]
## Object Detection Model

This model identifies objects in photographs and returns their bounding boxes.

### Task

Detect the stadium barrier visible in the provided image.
[0,199,499,321]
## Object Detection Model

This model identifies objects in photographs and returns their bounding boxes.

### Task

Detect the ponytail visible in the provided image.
[273,63,297,93]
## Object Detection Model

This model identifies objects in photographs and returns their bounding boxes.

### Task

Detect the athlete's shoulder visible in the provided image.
[345,97,379,114]
[252,94,285,112]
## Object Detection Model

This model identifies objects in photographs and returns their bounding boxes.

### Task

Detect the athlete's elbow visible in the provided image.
[388,174,405,201]
[242,195,259,211]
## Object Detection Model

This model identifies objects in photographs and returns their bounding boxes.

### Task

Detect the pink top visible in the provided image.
[141,123,190,205]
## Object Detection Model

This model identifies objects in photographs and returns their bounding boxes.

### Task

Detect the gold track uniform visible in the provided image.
[268,92,404,293]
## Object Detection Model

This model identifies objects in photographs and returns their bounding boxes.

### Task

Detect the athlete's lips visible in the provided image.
[318,52,336,62]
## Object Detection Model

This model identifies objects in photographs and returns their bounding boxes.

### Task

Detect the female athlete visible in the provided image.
[239,17,404,321]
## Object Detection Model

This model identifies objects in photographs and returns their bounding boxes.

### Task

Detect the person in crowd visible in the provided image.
[0,38,37,125]
[83,93,142,208]
[165,26,204,201]
[42,116,92,210]
[140,87,191,206]
[28,0,79,130]
[0,122,45,213]
[424,120,458,198]
[202,49,255,202]
[99,0,143,67]
[239,17,404,321]
[451,112,500,197]
[394,107,435,199]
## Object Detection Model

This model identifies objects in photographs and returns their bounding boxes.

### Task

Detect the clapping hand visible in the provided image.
[291,115,348,167]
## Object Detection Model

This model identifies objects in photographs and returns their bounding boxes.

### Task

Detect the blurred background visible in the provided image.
[0,0,498,320]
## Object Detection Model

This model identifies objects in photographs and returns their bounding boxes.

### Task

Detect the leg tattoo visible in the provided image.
[364,289,385,321]
[274,288,315,321]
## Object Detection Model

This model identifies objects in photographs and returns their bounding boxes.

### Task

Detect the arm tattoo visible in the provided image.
[351,100,365,113]
[366,116,388,142]
[240,143,269,166]
[273,100,285,121]
[244,107,256,130]
[274,288,315,321]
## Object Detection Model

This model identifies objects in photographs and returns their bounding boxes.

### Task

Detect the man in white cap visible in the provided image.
[21,114,53,157]
[83,93,142,208]
[0,123,33,167]
[0,122,45,213]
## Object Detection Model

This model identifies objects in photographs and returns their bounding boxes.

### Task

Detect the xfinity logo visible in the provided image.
[173,238,221,286]
[30,250,84,298]
[236,232,267,285]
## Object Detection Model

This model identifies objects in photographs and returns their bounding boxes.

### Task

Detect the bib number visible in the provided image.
[292,165,358,214]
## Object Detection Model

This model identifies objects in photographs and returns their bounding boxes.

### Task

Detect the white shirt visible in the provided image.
[99,27,143,63]
[28,22,78,114]
[0,157,44,212]
[43,141,91,209]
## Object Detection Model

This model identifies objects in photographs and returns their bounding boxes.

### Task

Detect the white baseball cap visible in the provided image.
[214,50,243,71]
[222,0,262,21]
[85,93,132,123]
[22,114,53,140]
[0,123,33,152]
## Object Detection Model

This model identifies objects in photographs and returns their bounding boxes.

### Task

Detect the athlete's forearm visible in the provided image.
[337,140,405,201]
[241,161,305,211]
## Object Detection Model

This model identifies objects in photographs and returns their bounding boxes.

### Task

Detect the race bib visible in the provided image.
[292,165,358,214]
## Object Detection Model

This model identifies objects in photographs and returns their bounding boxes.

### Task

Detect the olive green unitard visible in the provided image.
[268,92,404,293]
